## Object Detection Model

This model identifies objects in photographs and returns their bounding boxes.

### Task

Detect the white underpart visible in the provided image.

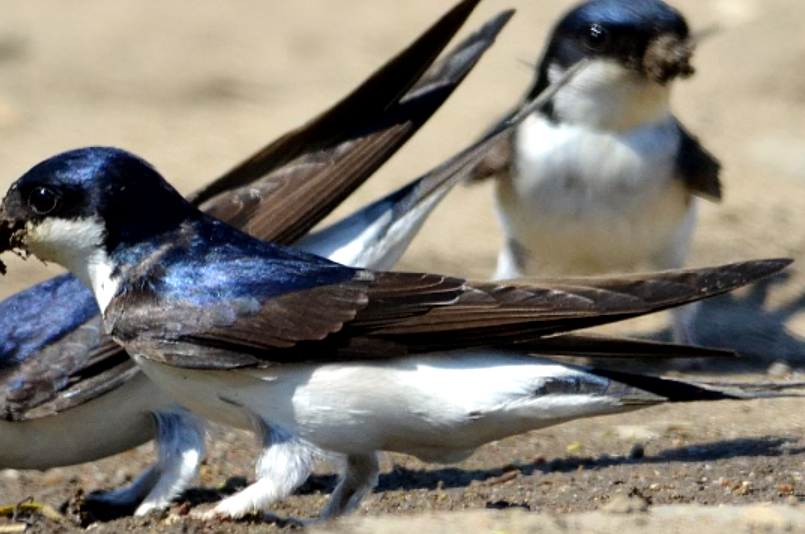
[296,202,399,270]
[135,351,645,466]
[494,59,696,280]
[0,373,172,469]
[297,187,448,270]
[549,59,673,131]
[0,368,205,515]
[83,407,206,516]
[25,217,120,313]
[133,350,657,518]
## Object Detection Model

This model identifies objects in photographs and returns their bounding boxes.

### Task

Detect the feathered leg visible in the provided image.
[320,453,380,519]
[202,423,313,520]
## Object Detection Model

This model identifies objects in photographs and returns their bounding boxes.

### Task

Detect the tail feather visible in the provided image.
[507,334,736,360]
[589,367,805,404]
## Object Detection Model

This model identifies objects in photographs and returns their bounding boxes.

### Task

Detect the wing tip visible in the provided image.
[721,257,793,283]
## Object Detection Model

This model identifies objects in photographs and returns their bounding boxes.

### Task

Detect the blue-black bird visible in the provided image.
[468,0,720,344]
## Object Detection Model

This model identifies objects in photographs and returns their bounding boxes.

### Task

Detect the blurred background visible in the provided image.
[0,0,803,355]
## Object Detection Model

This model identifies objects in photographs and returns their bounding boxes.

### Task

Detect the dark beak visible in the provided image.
[0,195,29,275]
[642,34,695,85]
[0,220,18,274]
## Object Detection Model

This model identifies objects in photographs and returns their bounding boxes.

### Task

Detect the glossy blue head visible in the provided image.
[558,0,689,42]
[530,0,694,100]
[0,147,196,257]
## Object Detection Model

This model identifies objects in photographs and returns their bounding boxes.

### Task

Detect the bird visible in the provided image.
[0,0,509,516]
[467,0,720,344]
[0,145,788,521]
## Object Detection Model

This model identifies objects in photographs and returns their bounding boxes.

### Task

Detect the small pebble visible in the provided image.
[111,468,131,487]
[502,462,520,472]
[481,470,520,487]
[778,484,794,494]
[1,469,20,481]
[43,471,66,486]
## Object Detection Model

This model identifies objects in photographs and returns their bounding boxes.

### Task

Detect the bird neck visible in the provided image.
[547,60,674,132]
[22,215,120,313]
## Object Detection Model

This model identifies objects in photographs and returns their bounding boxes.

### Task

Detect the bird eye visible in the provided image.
[27,186,61,215]
[582,23,609,51]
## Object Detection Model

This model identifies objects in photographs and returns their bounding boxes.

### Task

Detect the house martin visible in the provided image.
[468,0,720,344]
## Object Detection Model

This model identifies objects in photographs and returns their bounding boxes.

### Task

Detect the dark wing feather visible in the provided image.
[0,316,129,421]
[116,259,789,369]
[198,7,512,245]
[0,274,97,369]
[1,4,502,418]
[114,270,375,369]
[674,119,722,201]
[190,0,485,206]
[140,277,372,369]
[505,334,736,359]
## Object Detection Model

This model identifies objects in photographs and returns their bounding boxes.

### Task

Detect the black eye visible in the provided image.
[582,23,609,51]
[27,186,60,215]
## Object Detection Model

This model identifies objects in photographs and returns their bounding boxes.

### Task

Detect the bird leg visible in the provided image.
[135,409,206,515]
[86,408,205,516]
[320,452,380,519]
[201,423,313,520]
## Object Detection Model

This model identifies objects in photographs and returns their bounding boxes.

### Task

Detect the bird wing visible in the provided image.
[109,258,789,369]
[0,2,501,419]
[0,314,133,421]
[0,274,96,371]
[194,1,510,245]
[506,334,736,359]
[674,119,722,201]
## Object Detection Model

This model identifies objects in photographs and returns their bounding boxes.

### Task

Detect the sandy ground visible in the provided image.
[1,0,805,532]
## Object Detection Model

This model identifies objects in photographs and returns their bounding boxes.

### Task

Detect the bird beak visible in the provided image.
[0,198,29,275]
[642,33,696,84]
[0,221,19,274]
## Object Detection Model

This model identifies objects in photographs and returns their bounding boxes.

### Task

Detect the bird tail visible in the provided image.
[586,367,805,405]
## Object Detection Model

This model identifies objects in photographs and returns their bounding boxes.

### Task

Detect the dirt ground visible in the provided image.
[1,0,805,532]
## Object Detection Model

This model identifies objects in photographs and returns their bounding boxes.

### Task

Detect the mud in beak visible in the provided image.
[0,217,27,275]
[642,34,695,84]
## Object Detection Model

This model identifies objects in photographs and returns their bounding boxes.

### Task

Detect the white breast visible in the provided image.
[25,217,120,313]
[134,351,642,464]
[494,112,695,278]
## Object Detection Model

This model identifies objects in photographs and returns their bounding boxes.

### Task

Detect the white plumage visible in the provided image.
[493,59,704,343]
